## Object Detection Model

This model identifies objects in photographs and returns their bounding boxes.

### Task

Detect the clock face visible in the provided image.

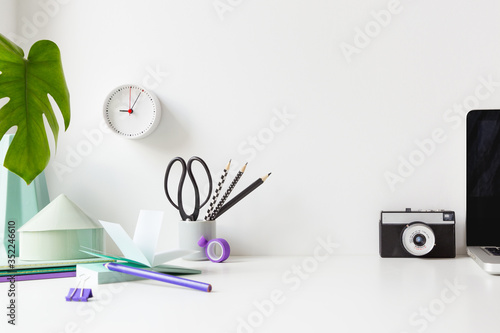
[103,84,161,139]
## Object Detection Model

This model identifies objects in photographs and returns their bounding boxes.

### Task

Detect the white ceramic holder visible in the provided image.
[178,220,216,260]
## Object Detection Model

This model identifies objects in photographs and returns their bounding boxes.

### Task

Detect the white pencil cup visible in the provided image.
[178,220,216,261]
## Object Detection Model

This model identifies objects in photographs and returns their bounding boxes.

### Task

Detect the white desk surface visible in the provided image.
[1,255,499,333]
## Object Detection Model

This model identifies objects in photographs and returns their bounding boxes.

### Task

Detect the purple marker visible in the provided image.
[104,263,212,293]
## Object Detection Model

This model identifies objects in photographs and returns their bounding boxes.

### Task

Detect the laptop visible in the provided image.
[467,109,500,274]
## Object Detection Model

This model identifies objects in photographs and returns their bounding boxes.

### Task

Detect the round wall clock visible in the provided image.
[103,84,161,139]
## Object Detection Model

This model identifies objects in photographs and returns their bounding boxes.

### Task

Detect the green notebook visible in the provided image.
[1,266,76,276]
[0,257,113,275]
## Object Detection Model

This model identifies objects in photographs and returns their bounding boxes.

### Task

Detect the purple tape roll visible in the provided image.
[198,236,231,263]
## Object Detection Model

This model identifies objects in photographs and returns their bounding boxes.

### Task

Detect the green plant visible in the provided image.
[0,34,70,185]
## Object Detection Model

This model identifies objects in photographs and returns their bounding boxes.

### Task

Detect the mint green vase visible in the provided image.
[0,134,50,259]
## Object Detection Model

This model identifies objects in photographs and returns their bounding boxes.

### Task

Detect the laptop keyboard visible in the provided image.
[485,247,500,256]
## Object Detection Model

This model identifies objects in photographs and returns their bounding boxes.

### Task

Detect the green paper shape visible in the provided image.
[0,34,70,185]
[79,250,201,275]
[79,249,147,267]
[17,194,104,261]
[0,134,50,258]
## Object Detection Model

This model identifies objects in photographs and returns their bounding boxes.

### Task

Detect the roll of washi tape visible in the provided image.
[198,236,231,263]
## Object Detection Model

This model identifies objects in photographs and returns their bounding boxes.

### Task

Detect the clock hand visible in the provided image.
[130,91,142,110]
[128,87,131,110]
[117,89,143,114]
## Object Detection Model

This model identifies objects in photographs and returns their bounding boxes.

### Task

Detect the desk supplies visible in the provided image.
[198,236,230,263]
[104,262,212,292]
[65,275,93,302]
[0,257,111,272]
[82,210,198,268]
[3,266,76,277]
[209,162,247,220]
[213,173,271,219]
[17,194,104,261]
[0,271,75,282]
[0,257,112,282]
[179,220,216,261]
[164,157,213,221]
[77,262,199,285]
[78,263,143,285]
[204,160,231,220]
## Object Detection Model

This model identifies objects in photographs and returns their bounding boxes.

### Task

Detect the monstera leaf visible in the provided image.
[0,34,70,184]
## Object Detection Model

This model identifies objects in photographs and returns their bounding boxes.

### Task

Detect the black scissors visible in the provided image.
[164,156,213,221]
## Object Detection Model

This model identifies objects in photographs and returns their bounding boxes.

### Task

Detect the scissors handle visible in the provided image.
[164,157,185,211]
[187,157,213,209]
[164,157,213,221]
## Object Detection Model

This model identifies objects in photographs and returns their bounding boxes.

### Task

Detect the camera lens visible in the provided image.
[401,223,435,256]
[413,234,426,247]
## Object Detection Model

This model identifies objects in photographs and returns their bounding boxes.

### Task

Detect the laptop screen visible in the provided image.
[467,110,500,246]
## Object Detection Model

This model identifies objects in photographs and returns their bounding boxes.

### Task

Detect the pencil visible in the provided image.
[104,263,212,292]
[210,162,247,220]
[213,173,271,219]
[204,159,231,220]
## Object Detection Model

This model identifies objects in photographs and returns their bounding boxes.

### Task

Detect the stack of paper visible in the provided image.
[0,257,112,282]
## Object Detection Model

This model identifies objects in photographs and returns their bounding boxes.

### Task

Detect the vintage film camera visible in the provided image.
[379,208,456,258]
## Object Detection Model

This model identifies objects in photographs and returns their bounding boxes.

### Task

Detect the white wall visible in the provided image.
[0,0,16,36]
[0,0,17,131]
[10,0,500,256]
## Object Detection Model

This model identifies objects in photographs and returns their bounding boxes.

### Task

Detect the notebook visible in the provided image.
[466,109,500,274]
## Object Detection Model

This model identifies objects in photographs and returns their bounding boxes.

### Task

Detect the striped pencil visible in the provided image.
[210,162,247,220]
[204,159,231,220]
